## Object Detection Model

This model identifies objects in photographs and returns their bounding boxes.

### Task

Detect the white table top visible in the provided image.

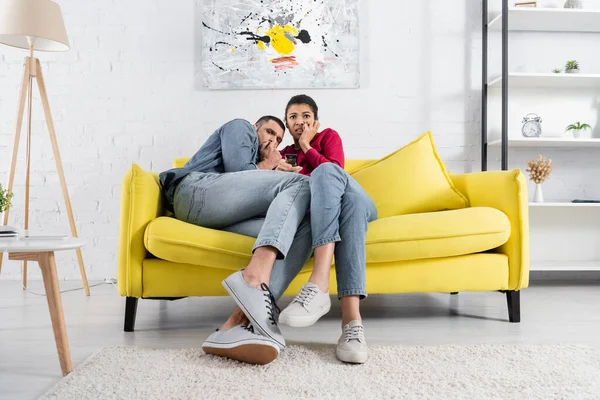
[0,237,85,252]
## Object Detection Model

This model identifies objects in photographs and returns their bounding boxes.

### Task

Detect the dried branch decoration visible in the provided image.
[526,155,552,184]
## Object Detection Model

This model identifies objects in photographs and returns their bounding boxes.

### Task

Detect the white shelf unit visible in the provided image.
[530,260,600,272]
[489,8,600,33]
[529,202,600,207]
[484,5,600,274]
[488,137,600,148]
[488,73,600,89]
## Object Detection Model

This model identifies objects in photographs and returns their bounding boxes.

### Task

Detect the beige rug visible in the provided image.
[41,344,600,399]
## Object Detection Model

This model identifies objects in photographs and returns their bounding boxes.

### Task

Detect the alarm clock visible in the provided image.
[522,113,542,138]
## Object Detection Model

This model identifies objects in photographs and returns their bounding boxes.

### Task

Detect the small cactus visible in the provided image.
[564,0,583,8]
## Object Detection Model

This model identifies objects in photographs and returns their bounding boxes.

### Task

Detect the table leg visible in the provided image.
[38,252,72,376]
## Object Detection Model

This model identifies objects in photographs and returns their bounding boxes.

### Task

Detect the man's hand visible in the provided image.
[275,159,302,173]
[257,140,282,170]
[299,121,320,153]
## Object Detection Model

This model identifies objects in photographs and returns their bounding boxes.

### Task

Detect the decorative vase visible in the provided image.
[565,68,580,74]
[534,184,544,203]
[564,0,583,8]
[582,130,592,139]
[572,129,592,139]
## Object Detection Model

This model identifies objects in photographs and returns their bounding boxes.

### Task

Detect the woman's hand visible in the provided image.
[275,159,302,173]
[299,121,320,153]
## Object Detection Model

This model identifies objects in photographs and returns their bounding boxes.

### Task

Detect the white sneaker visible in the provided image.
[278,283,331,327]
[202,324,280,365]
[336,320,368,364]
[222,271,285,348]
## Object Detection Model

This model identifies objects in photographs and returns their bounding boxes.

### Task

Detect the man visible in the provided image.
[160,117,313,365]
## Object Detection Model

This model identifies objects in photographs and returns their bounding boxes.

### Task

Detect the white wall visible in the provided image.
[0,0,597,281]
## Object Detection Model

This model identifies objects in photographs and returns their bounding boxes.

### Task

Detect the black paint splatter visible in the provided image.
[215,41,236,49]
[297,8,314,25]
[240,12,253,24]
[210,41,237,52]
[296,30,311,44]
[240,30,271,45]
[322,35,339,57]
[202,22,232,36]
[260,16,274,25]
[211,61,225,71]
[211,61,240,73]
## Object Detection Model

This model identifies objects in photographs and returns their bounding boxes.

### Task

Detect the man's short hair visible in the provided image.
[255,115,285,132]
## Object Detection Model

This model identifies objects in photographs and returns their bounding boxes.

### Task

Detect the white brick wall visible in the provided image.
[1,0,599,281]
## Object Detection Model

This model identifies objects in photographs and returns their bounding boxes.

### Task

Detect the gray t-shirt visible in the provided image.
[159,119,259,212]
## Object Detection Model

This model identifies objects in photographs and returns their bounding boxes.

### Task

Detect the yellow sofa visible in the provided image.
[118,159,529,331]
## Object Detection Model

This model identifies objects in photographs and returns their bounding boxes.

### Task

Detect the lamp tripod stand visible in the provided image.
[0,49,90,296]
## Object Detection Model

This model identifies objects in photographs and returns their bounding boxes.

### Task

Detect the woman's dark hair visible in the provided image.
[285,94,319,120]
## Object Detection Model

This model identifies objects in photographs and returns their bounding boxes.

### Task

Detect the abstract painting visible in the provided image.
[201,0,359,89]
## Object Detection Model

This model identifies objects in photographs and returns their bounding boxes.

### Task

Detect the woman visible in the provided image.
[277,94,378,364]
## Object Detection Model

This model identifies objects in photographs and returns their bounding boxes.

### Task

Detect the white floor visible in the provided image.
[1,280,599,400]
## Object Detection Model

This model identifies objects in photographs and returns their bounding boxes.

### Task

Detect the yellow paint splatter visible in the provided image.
[231,47,235,53]
[263,24,298,55]
[257,41,266,51]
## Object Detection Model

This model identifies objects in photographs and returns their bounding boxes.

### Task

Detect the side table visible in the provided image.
[0,237,85,376]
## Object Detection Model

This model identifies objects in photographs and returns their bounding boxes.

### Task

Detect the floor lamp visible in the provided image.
[0,0,90,295]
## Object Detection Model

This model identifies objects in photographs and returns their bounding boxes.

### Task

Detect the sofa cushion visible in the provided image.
[345,159,375,174]
[365,207,510,263]
[145,207,509,269]
[144,217,255,271]
[351,131,469,218]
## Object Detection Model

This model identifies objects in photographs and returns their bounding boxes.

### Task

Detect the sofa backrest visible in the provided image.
[173,158,376,175]
[173,158,189,168]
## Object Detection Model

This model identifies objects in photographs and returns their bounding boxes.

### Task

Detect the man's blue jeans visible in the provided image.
[218,164,377,301]
[173,170,310,262]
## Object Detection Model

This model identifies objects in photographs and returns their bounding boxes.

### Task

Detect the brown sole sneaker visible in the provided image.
[202,343,279,365]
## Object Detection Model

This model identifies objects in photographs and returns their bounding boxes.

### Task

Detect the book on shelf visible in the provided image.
[0,226,70,239]
[0,225,19,237]
[515,1,537,7]
[22,234,69,240]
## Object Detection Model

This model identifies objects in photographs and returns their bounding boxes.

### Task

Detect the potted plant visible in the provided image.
[566,121,592,138]
[564,0,583,8]
[0,183,13,215]
[565,60,580,74]
[552,68,562,74]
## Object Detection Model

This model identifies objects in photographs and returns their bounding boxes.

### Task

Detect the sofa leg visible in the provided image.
[506,290,520,323]
[450,292,459,295]
[124,297,138,332]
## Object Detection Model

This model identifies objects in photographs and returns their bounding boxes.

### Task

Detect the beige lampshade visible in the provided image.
[0,0,69,52]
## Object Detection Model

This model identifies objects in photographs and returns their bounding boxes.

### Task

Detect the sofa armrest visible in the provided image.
[451,169,530,290]
[118,164,164,297]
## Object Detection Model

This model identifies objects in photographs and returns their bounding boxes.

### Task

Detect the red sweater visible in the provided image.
[279,128,345,176]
